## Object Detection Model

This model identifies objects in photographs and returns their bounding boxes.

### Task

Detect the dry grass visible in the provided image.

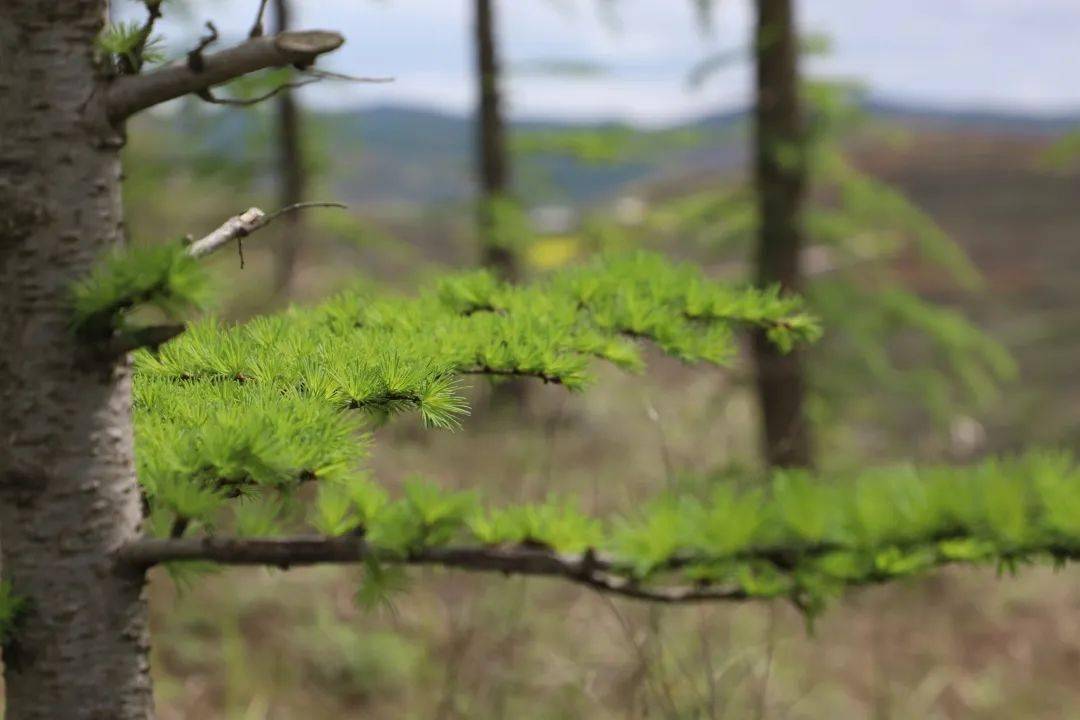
[149,363,1080,719]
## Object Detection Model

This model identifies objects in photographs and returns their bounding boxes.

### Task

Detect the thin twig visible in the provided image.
[461,367,565,385]
[301,67,394,84]
[196,65,392,109]
[185,202,347,261]
[186,21,220,74]
[125,0,165,74]
[263,201,347,224]
[106,323,186,356]
[193,77,320,107]
[249,0,272,38]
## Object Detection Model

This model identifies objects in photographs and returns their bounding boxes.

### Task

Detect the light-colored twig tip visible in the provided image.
[186,202,348,261]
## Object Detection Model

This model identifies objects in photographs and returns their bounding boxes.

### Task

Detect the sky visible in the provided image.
[121,0,1080,126]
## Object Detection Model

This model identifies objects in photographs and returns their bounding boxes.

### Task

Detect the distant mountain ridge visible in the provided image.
[319,99,1077,206]
[143,99,1077,207]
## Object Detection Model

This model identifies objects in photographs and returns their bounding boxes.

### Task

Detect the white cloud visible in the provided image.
[116,0,1080,123]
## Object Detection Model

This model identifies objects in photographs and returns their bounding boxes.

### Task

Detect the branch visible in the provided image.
[107,30,345,121]
[107,323,186,356]
[249,0,272,38]
[116,537,749,604]
[124,0,165,74]
[194,76,320,107]
[461,367,566,385]
[185,202,346,261]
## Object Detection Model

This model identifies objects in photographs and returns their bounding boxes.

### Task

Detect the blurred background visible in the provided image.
[114,0,1080,717]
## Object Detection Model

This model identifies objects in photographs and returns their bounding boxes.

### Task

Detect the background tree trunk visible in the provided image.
[0,2,154,718]
[751,0,813,468]
[474,0,518,282]
[272,0,307,297]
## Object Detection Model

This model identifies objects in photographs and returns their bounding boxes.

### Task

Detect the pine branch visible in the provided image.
[106,30,344,121]
[461,367,565,385]
[116,537,748,604]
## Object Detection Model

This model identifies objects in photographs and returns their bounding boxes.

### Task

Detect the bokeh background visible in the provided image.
[111,0,1080,716]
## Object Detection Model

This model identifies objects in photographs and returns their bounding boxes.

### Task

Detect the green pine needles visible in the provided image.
[70,240,1076,617]
[96,20,166,75]
[129,250,819,539]
[0,580,28,649]
[71,242,210,338]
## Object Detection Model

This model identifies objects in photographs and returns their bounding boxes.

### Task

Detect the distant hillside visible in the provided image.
[319,100,1077,207]
[134,100,1078,208]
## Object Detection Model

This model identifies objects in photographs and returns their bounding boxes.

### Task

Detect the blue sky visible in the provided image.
[123,0,1080,126]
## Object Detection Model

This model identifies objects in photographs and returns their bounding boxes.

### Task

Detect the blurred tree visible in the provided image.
[514,16,1013,466]
[751,0,812,468]
[271,0,309,295]
[1042,129,1080,171]
[474,0,521,282]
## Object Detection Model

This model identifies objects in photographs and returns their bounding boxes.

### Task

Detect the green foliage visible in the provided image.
[477,195,533,253]
[356,557,410,613]
[1041,130,1080,171]
[71,243,210,338]
[128,251,817,544]
[96,20,165,73]
[469,496,604,553]
[514,127,703,165]
[65,236,1069,617]
[0,581,27,647]
[600,451,1080,612]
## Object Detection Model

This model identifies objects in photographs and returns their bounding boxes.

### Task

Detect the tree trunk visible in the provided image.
[474,0,518,283]
[272,0,307,297]
[0,2,154,718]
[751,0,813,468]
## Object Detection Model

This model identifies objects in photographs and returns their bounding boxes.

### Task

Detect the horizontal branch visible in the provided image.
[117,536,748,604]
[107,323,186,357]
[107,30,344,121]
[186,202,346,260]
[461,367,566,385]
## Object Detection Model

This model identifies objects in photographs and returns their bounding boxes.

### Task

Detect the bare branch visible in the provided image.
[194,76,320,107]
[301,67,394,84]
[461,367,566,385]
[185,202,346,261]
[116,536,749,604]
[263,201,347,224]
[185,207,267,260]
[186,21,220,75]
[107,324,186,357]
[249,0,272,38]
[107,30,345,121]
[123,0,165,74]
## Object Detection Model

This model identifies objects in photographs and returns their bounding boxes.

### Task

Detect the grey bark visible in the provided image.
[751,0,813,468]
[0,1,153,718]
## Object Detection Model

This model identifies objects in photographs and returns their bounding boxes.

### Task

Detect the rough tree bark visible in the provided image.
[0,4,343,716]
[474,0,518,282]
[271,0,308,296]
[751,0,813,468]
[0,1,153,718]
